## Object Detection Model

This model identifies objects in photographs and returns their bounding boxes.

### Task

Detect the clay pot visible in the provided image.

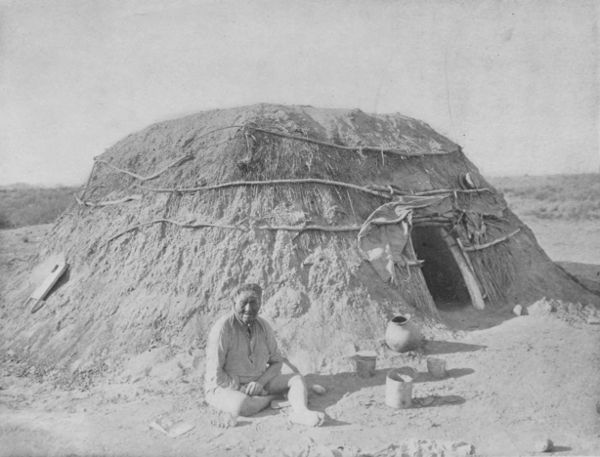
[385,315,421,352]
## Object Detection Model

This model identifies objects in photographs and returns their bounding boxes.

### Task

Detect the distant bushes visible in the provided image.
[0,212,12,229]
[0,186,79,229]
[490,174,600,220]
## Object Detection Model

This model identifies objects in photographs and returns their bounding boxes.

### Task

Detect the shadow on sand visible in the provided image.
[249,355,477,425]
[551,445,572,453]
[291,365,472,421]
[304,369,389,411]
[387,366,475,384]
[412,394,466,408]
[423,340,486,355]
[438,305,515,331]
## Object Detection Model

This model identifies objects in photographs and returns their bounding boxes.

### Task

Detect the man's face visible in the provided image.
[233,290,261,325]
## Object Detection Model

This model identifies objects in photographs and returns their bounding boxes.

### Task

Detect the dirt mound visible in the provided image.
[523,297,600,325]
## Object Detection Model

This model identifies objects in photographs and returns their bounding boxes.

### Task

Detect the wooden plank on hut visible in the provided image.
[27,256,68,314]
[440,228,485,310]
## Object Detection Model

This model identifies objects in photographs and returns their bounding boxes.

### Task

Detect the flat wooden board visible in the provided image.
[30,259,67,301]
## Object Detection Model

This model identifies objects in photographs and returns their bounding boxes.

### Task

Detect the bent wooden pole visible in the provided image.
[439,228,485,310]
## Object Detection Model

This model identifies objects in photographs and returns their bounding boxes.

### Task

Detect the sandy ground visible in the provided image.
[1,221,599,457]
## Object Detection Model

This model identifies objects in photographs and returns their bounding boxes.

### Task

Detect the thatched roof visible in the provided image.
[2,104,597,374]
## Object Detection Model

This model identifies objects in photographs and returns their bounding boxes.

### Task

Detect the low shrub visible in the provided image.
[491,174,600,220]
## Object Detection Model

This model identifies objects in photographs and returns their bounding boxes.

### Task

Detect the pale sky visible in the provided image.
[1,0,598,186]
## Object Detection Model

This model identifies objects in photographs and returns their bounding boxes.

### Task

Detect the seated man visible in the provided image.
[205,283,324,427]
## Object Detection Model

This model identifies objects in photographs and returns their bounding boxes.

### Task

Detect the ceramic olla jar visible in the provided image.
[384,315,421,352]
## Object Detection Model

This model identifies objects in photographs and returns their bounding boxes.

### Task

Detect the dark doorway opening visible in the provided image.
[411,226,470,309]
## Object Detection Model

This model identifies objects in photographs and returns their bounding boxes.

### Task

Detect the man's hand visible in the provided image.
[243,381,266,396]
[229,375,240,391]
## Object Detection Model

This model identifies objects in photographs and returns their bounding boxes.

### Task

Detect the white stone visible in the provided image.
[311,384,327,395]
[513,304,523,316]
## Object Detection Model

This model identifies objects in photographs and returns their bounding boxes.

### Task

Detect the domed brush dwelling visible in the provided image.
[3,104,597,372]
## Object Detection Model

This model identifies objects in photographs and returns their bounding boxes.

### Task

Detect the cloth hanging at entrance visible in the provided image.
[357,195,445,284]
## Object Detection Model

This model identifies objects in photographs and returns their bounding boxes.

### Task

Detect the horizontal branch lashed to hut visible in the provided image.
[77,180,493,207]
[140,179,491,199]
[104,213,520,251]
[95,154,194,182]
[77,177,493,207]
[462,229,521,251]
[249,126,457,157]
[104,216,452,245]
[75,194,142,207]
[142,178,390,198]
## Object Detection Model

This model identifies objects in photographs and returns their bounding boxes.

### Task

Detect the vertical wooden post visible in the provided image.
[439,228,485,310]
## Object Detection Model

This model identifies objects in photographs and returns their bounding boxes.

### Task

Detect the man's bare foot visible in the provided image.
[288,409,325,427]
[209,410,238,428]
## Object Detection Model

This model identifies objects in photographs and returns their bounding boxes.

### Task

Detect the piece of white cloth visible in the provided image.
[357,195,444,284]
